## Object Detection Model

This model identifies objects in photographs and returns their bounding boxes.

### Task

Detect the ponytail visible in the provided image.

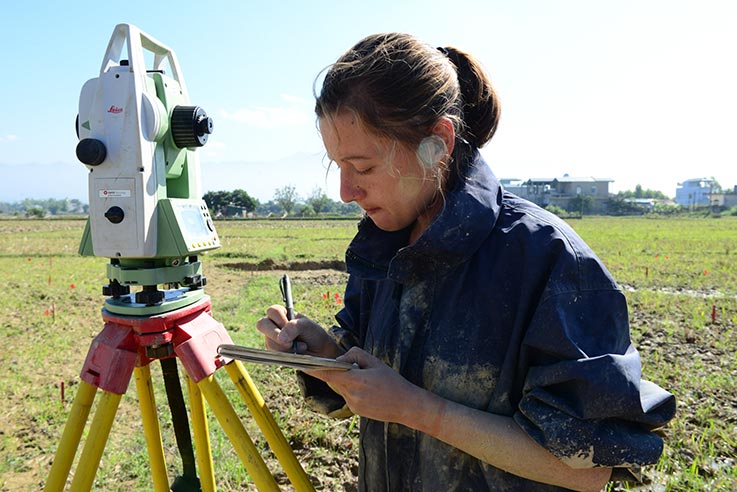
[441,47,501,148]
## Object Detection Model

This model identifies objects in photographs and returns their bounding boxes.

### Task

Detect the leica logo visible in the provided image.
[108,105,123,114]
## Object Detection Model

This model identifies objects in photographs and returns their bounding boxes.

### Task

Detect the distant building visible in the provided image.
[223,205,250,217]
[705,185,737,210]
[624,198,656,212]
[675,178,719,207]
[502,175,613,213]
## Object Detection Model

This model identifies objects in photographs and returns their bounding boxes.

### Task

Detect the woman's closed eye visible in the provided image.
[336,159,374,176]
[354,165,374,176]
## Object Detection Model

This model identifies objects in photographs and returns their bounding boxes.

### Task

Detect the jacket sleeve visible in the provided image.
[295,275,364,418]
[512,288,676,469]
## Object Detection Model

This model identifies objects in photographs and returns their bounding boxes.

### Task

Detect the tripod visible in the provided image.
[44,295,315,492]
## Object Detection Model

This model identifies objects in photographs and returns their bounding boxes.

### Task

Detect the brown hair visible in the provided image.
[315,33,500,164]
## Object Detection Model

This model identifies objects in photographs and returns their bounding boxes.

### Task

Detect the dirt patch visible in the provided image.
[614,295,737,491]
[222,259,346,273]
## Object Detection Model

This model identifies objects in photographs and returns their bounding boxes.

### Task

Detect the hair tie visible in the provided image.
[436,46,449,57]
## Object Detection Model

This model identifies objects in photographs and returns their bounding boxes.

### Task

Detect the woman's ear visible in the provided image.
[416,117,456,168]
[431,117,455,157]
[417,135,447,168]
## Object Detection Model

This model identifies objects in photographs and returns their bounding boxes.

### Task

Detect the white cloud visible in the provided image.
[198,138,227,160]
[1,134,19,142]
[202,139,226,150]
[218,105,311,129]
[280,93,308,104]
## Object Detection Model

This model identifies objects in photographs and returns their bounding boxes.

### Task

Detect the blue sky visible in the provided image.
[1,0,736,202]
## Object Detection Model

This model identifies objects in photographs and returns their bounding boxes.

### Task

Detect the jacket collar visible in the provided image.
[346,150,502,283]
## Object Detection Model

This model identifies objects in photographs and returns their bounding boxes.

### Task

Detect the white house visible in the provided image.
[675,178,719,207]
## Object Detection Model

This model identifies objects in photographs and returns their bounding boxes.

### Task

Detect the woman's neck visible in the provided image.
[409,194,444,244]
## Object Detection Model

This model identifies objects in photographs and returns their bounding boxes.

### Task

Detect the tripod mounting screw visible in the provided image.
[136,288,165,305]
[103,280,131,297]
[145,343,175,360]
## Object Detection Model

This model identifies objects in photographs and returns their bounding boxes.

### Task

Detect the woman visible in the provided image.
[257,33,675,492]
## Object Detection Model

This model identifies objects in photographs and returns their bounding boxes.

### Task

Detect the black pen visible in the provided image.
[279,274,297,353]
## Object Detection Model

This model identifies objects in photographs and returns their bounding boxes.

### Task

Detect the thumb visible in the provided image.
[336,347,374,369]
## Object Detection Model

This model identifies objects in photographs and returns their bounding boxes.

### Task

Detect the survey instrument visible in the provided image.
[44,24,314,492]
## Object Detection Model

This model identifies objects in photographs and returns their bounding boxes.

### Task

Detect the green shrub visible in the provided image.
[544,204,567,217]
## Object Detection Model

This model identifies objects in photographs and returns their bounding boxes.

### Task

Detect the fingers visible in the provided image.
[265,304,289,325]
[256,304,292,352]
[256,305,338,358]
[336,346,375,369]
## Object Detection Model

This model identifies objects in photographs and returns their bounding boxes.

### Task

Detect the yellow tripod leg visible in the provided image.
[69,389,122,491]
[197,374,280,492]
[134,365,169,492]
[225,361,315,492]
[187,375,216,492]
[43,381,98,492]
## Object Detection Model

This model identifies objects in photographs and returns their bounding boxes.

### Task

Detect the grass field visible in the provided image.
[0,216,735,491]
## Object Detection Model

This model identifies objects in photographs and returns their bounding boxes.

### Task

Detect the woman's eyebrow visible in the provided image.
[330,153,373,162]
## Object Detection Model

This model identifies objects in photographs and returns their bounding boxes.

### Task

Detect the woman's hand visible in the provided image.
[310,346,612,491]
[307,347,432,426]
[256,304,343,359]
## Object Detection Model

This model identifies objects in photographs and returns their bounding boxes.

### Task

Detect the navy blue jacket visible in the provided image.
[301,150,675,491]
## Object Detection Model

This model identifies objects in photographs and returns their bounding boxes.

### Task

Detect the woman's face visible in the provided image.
[320,112,441,238]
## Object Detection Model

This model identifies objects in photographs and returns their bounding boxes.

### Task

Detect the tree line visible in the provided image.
[0,188,358,218]
[0,198,88,217]
[3,183,734,218]
[203,185,361,218]
[615,185,669,200]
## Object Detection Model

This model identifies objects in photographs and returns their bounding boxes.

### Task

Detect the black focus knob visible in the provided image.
[76,138,107,166]
[104,206,125,224]
[171,105,213,148]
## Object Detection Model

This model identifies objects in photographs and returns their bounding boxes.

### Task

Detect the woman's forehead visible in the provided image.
[320,113,389,158]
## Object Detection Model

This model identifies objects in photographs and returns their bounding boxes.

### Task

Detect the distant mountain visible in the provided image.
[0,161,89,202]
[0,152,341,204]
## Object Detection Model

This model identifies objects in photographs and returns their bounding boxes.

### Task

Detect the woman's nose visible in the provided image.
[340,170,364,203]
